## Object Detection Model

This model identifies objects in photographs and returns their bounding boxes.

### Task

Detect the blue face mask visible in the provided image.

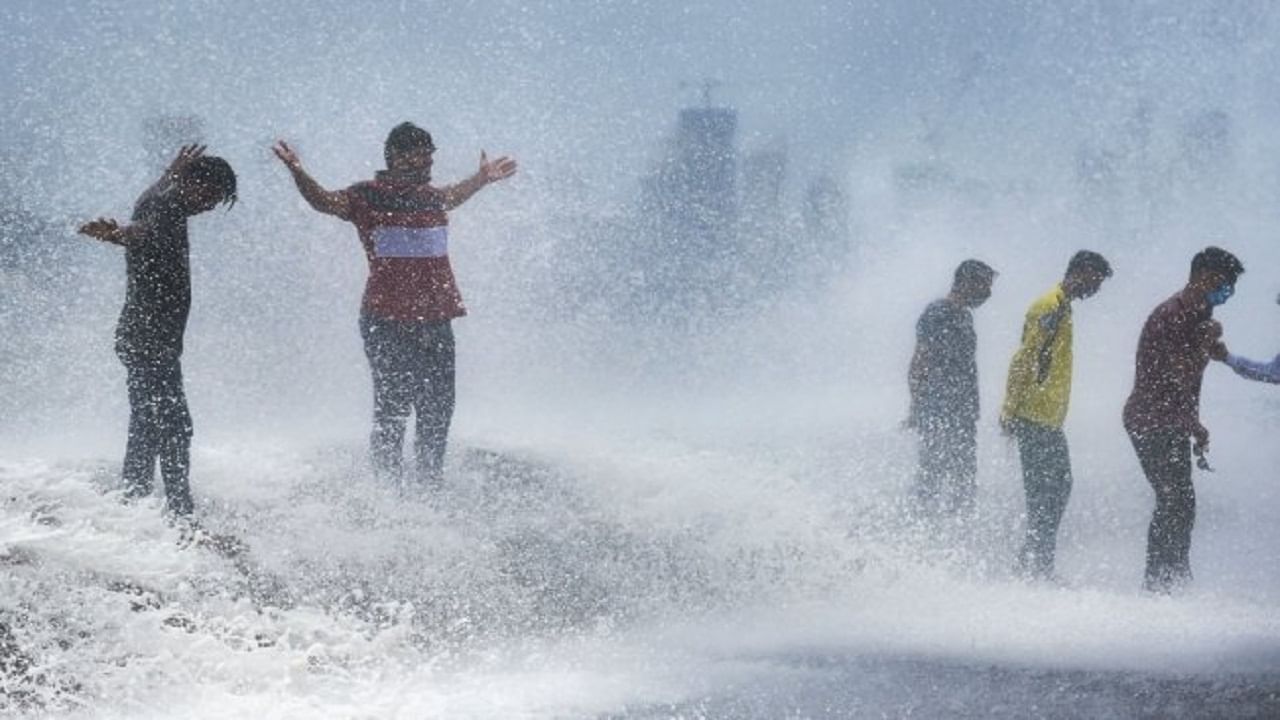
[1206,283,1235,307]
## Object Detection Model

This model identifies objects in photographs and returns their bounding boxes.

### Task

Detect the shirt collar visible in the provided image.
[1053,283,1070,309]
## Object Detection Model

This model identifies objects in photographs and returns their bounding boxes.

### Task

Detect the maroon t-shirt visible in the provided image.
[341,174,467,323]
[1123,290,1211,436]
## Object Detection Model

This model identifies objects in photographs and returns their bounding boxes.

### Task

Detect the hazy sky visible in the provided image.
[4,0,1278,213]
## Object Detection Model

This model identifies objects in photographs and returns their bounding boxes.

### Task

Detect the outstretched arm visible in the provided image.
[1224,353,1280,384]
[78,145,209,248]
[272,140,351,219]
[441,150,517,211]
[78,218,134,248]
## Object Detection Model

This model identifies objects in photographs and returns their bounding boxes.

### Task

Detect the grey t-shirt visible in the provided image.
[913,299,978,429]
[115,183,190,360]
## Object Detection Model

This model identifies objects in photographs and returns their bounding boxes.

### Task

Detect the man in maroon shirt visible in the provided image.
[273,123,516,490]
[1123,246,1245,593]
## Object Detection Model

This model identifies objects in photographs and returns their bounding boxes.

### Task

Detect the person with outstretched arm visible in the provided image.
[1000,250,1113,582]
[906,259,997,517]
[1219,294,1280,384]
[78,145,238,517]
[1123,246,1245,594]
[273,123,516,491]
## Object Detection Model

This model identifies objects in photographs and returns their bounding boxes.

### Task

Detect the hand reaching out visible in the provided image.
[478,150,517,184]
[78,217,125,246]
[272,140,303,172]
[1207,341,1229,362]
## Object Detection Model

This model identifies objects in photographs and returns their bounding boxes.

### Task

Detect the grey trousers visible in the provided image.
[1011,419,1072,579]
[359,314,455,489]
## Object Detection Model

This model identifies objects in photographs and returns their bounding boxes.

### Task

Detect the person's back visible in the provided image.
[1123,291,1210,438]
[908,259,995,516]
[914,299,979,430]
[78,145,237,517]
[117,180,192,360]
[1002,285,1073,430]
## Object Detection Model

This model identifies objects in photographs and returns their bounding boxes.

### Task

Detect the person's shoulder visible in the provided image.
[919,298,953,325]
[1026,286,1062,316]
[340,179,381,215]
[410,182,448,206]
[1147,291,1195,325]
[920,300,970,340]
[922,298,950,316]
[132,190,182,226]
[343,179,376,196]
[1154,291,1183,312]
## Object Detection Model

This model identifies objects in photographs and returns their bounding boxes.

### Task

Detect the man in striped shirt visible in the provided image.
[274,123,516,491]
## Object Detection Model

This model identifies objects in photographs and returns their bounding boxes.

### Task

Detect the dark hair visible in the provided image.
[1066,250,1113,279]
[953,259,996,289]
[384,122,435,166]
[1190,246,1244,284]
[181,156,237,208]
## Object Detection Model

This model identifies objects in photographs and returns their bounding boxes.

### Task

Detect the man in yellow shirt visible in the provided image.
[1001,250,1113,581]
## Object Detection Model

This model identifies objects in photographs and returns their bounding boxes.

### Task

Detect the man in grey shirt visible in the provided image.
[907,259,997,516]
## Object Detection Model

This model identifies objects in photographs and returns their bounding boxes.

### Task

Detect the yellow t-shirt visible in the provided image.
[1001,284,1073,429]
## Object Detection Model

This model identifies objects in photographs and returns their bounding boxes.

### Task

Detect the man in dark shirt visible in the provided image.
[1123,246,1244,593]
[79,145,237,516]
[907,259,997,516]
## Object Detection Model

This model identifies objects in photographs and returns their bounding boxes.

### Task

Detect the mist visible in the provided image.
[2,1,1279,717]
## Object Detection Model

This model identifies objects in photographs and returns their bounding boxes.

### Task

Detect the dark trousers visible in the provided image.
[119,352,193,516]
[1129,428,1195,593]
[1011,419,1072,579]
[914,418,977,516]
[360,314,455,488]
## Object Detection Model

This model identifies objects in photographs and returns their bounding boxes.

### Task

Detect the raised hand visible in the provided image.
[165,144,206,179]
[478,150,517,184]
[272,140,303,172]
[78,217,126,246]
